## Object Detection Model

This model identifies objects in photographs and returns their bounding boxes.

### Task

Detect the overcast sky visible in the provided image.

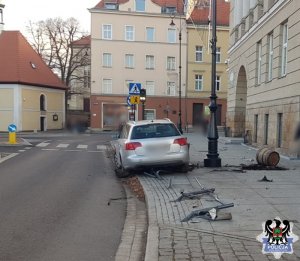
[3,0,98,34]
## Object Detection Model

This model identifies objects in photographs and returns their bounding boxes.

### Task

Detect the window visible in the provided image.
[277,113,283,147]
[102,24,112,40]
[267,33,274,81]
[103,53,112,67]
[105,3,117,9]
[125,25,134,41]
[103,79,112,94]
[281,22,288,76]
[83,66,91,88]
[144,109,156,120]
[216,76,221,91]
[40,94,46,111]
[195,75,203,91]
[167,81,176,96]
[264,114,269,145]
[162,6,177,13]
[146,55,154,69]
[135,0,145,12]
[125,54,134,68]
[256,41,262,85]
[168,29,176,43]
[146,27,155,42]
[145,81,155,95]
[216,47,221,63]
[196,46,203,62]
[167,56,176,71]
[254,114,258,143]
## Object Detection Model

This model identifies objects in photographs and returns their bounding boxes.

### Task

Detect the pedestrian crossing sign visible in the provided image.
[130,95,140,104]
[129,83,141,95]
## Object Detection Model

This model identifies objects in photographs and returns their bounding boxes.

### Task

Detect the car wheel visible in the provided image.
[114,154,131,178]
[180,163,189,173]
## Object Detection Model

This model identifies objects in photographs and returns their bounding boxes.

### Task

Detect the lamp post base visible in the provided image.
[204,157,221,167]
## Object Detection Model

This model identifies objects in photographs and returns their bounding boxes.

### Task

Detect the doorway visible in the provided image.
[192,103,204,126]
[40,117,46,131]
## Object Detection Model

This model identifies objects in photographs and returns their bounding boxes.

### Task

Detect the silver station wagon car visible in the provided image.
[112,119,190,177]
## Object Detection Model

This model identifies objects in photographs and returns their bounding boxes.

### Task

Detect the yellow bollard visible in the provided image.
[9,132,17,144]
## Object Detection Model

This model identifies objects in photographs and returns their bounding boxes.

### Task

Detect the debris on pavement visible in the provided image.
[181,203,234,222]
[171,188,215,202]
[258,175,273,182]
[123,176,145,201]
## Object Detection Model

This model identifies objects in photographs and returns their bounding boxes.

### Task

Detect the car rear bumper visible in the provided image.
[122,151,189,170]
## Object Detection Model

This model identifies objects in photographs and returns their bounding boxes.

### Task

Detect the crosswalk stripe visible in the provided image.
[77,145,88,149]
[36,142,50,147]
[56,144,69,148]
[25,147,32,150]
[97,145,107,150]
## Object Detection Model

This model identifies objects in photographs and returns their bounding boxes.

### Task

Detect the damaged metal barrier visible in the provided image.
[181,203,234,222]
[171,188,215,202]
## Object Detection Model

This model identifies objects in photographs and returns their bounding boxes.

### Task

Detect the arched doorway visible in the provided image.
[233,66,248,137]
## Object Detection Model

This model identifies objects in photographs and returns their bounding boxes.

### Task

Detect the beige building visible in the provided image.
[0,10,66,132]
[89,0,187,130]
[227,0,300,156]
[186,0,230,127]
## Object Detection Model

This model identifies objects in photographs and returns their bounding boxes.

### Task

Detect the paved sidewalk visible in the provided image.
[139,132,300,261]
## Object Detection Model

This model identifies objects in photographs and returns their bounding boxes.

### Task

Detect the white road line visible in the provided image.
[88,151,104,153]
[36,142,50,147]
[0,153,19,164]
[25,147,32,150]
[77,145,88,149]
[97,145,107,150]
[66,150,82,152]
[42,149,59,151]
[18,150,26,152]
[56,144,69,148]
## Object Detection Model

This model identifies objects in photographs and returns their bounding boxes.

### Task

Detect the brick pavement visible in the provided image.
[139,132,300,261]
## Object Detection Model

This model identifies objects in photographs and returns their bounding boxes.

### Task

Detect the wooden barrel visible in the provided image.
[256,148,280,166]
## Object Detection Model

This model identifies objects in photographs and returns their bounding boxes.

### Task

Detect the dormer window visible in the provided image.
[162,6,177,14]
[135,0,145,12]
[30,61,37,69]
[105,3,118,10]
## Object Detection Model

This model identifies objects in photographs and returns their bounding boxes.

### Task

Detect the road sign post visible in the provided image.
[8,124,17,144]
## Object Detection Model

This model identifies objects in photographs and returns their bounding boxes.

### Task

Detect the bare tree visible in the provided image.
[26,17,89,87]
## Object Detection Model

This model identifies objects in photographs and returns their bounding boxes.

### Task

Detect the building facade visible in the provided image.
[227,0,300,156]
[0,29,66,131]
[90,0,187,130]
[186,0,230,128]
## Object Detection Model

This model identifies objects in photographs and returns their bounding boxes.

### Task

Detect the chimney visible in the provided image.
[0,0,4,34]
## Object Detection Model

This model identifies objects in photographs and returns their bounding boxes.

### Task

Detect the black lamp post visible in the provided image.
[204,0,222,167]
[170,15,183,134]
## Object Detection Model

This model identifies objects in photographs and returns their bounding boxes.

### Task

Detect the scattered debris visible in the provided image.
[171,188,216,202]
[181,203,234,222]
[107,196,132,205]
[123,176,145,201]
[258,175,273,182]
[143,169,166,179]
[241,164,288,171]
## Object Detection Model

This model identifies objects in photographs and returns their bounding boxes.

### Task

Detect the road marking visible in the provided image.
[77,145,88,149]
[42,149,59,151]
[88,151,104,153]
[56,144,69,148]
[18,150,26,152]
[0,153,19,164]
[36,142,50,147]
[66,150,82,152]
[97,145,107,150]
[25,147,32,150]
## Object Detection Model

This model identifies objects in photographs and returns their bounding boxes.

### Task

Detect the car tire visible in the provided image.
[180,163,189,173]
[114,154,131,178]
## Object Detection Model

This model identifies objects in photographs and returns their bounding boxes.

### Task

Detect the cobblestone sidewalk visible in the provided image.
[139,132,300,261]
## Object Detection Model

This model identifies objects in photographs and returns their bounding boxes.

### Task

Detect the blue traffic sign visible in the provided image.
[129,83,141,95]
[8,124,17,132]
[127,95,132,106]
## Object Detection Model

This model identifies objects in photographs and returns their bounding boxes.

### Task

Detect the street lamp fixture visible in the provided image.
[170,14,183,134]
[204,0,222,167]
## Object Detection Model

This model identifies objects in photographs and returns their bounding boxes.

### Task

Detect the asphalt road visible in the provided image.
[0,133,126,261]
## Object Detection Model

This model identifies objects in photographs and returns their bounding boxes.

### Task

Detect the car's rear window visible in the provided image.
[131,123,180,139]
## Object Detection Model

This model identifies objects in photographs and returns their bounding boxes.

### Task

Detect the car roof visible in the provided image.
[127,119,173,127]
